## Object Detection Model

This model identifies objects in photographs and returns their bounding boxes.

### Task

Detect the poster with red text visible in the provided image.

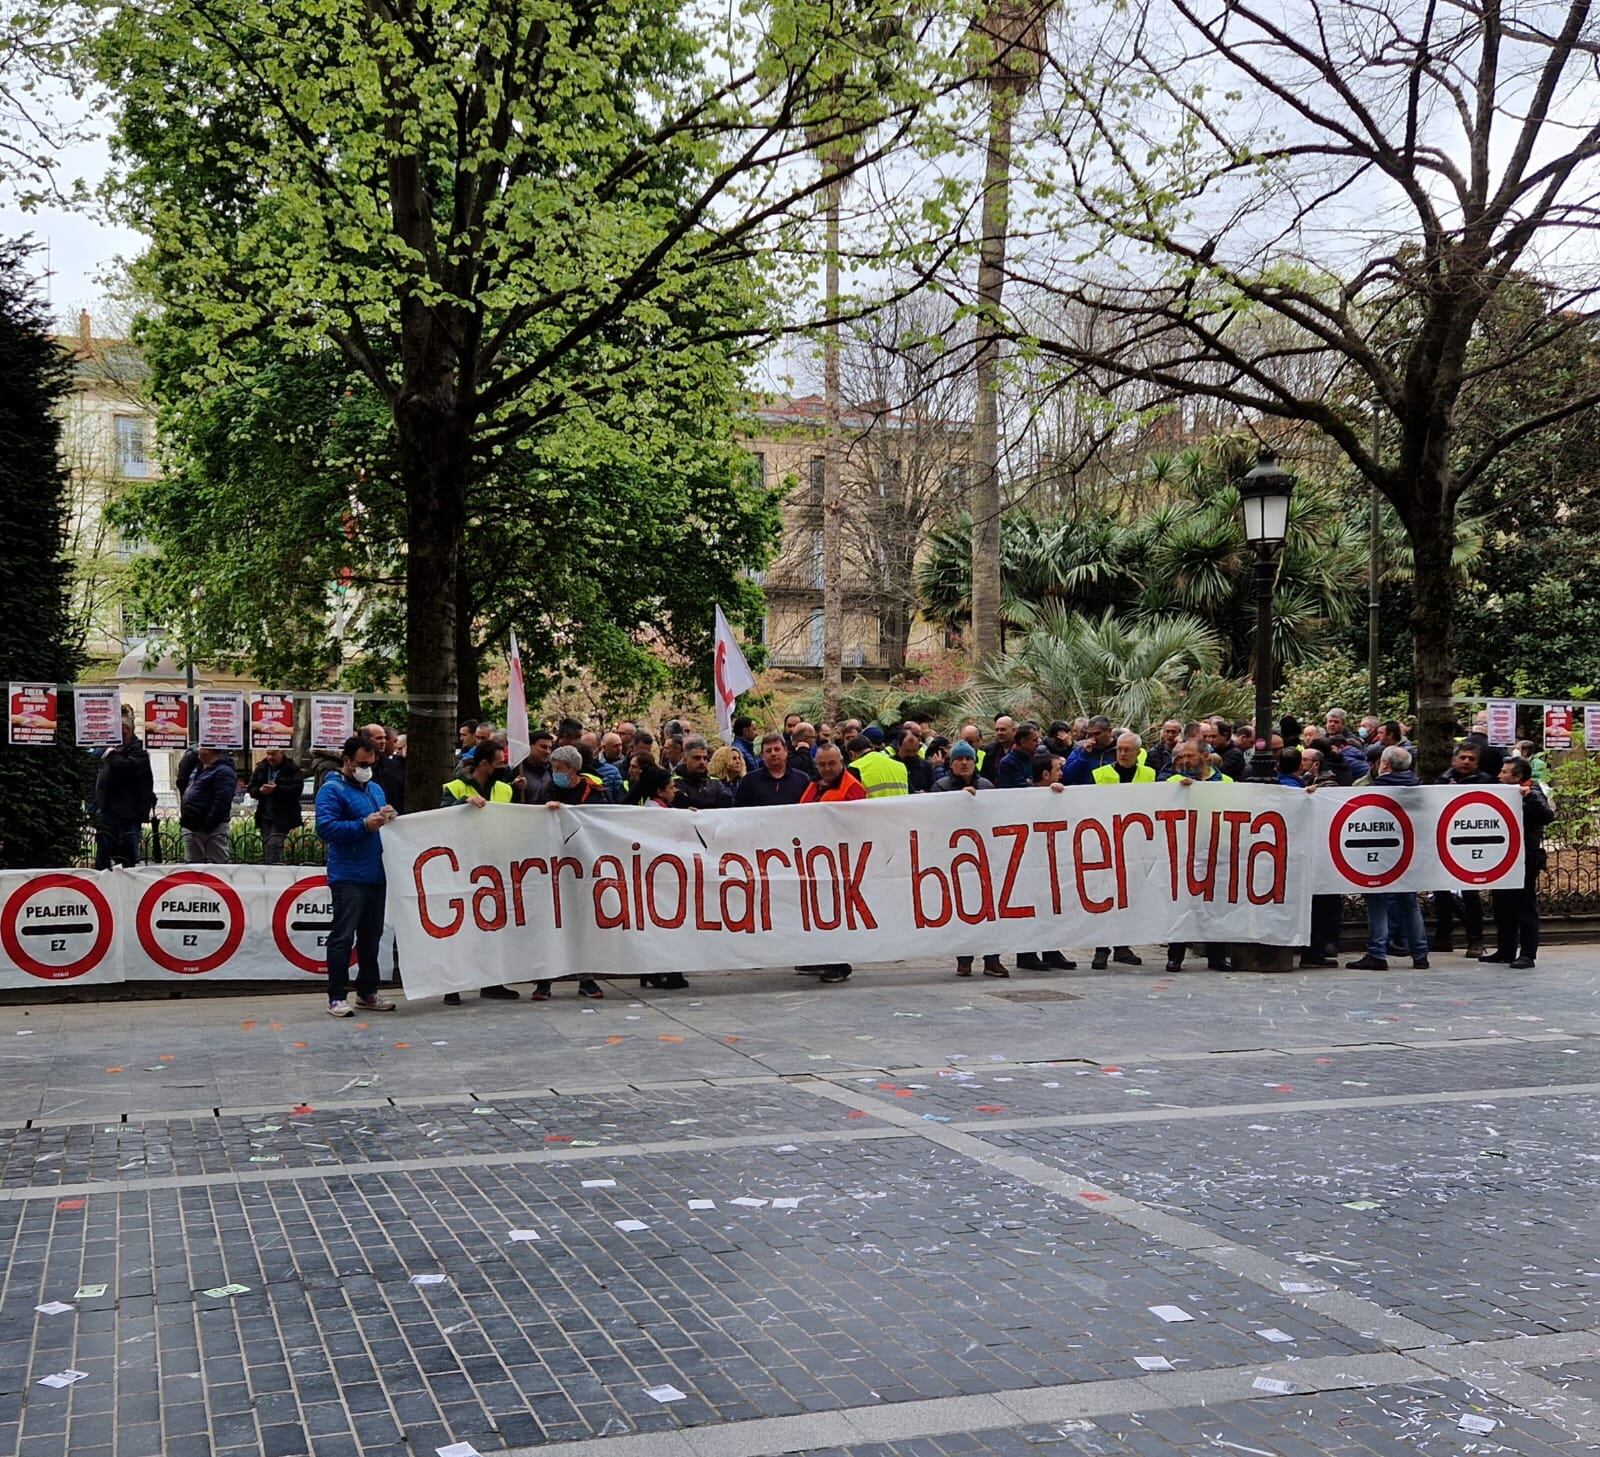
[197,692,246,750]
[1544,704,1574,751]
[143,692,190,751]
[74,687,122,747]
[8,683,58,745]
[250,693,295,751]
[310,695,354,752]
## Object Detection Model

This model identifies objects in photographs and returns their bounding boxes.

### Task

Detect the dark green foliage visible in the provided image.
[0,243,93,867]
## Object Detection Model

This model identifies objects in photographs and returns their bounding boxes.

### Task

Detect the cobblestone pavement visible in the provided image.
[2,945,1599,1456]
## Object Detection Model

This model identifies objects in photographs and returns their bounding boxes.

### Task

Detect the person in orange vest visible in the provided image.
[796,742,861,984]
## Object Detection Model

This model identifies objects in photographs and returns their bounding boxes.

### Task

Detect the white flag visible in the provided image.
[712,606,756,743]
[506,631,530,768]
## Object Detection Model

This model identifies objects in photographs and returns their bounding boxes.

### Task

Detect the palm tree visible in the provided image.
[968,606,1252,729]
[969,0,1054,669]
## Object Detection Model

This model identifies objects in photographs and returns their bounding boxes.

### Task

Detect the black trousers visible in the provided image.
[326,881,385,1002]
[94,822,140,870]
[1167,942,1227,968]
[1491,887,1540,961]
[1435,889,1483,948]
[1309,895,1343,956]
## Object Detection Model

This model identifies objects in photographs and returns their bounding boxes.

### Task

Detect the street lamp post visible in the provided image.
[1237,449,1296,783]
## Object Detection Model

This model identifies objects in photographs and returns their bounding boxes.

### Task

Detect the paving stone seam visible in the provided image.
[486,1351,1443,1457]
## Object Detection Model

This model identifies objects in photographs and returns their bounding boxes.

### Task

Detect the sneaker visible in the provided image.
[1509,956,1536,969]
[479,984,521,1000]
[1346,955,1388,970]
[982,956,1009,978]
[530,981,552,1001]
[443,992,462,1007]
[326,1000,354,1018]
[577,980,605,998]
[1412,956,1430,970]
[955,957,974,977]
[1015,952,1045,970]
[351,993,395,1011]
[1041,951,1076,970]
[1112,947,1143,966]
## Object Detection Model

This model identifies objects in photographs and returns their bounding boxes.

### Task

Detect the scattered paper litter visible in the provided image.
[1458,1415,1498,1435]
[730,1197,767,1208]
[73,1285,107,1299]
[34,1302,74,1315]
[1255,1328,1295,1343]
[581,1179,616,1189]
[249,1155,281,1163]
[249,1125,281,1134]
[644,1384,687,1403]
[668,1118,698,1126]
[202,1284,251,1298]
[1148,1304,1194,1323]
[36,1370,88,1389]
[1252,1377,1295,1395]
[613,1219,648,1232]
[1279,1281,1326,1294]
[471,1107,496,1116]
[506,1230,541,1243]
[687,1199,716,1210]
[772,1144,799,1153]
[1342,1200,1382,1211]
[16,1029,33,1036]
[771,1198,801,1209]
[437,1443,483,1457]
[410,1274,447,1287]
[1134,1355,1174,1371]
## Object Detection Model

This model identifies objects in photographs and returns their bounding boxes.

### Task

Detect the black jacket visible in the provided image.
[1376,768,1421,787]
[672,771,734,810]
[375,753,407,815]
[900,754,936,793]
[94,736,155,828]
[933,772,994,792]
[733,766,812,807]
[1521,784,1554,870]
[1463,733,1506,780]
[248,757,305,830]
[180,757,238,833]
[1437,767,1490,787]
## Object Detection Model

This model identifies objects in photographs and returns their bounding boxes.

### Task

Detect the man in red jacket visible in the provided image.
[799,743,867,803]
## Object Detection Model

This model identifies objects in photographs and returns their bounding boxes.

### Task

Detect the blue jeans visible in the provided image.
[326,881,385,1003]
[1366,893,1429,963]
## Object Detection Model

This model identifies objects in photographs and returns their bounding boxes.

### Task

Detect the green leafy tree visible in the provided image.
[0,241,92,867]
[93,0,954,805]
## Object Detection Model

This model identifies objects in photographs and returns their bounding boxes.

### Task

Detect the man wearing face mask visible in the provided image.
[316,734,398,1017]
[531,745,607,999]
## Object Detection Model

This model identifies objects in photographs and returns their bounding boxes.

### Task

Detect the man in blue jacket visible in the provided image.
[180,745,238,863]
[316,733,397,1017]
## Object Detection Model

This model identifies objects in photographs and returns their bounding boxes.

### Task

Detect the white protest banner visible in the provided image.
[197,692,246,750]
[1587,705,1600,753]
[382,784,1317,998]
[310,695,354,752]
[250,692,295,751]
[73,687,122,748]
[8,683,58,745]
[1484,699,1517,748]
[1315,784,1525,892]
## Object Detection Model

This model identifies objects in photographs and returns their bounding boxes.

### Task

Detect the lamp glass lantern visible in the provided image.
[1237,451,1295,547]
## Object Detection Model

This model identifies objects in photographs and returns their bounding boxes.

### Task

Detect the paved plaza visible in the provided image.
[2,946,1600,1457]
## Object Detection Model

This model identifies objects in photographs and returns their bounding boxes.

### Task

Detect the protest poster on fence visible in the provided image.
[197,692,246,750]
[310,695,354,752]
[250,692,295,751]
[73,687,122,747]
[142,692,190,751]
[8,683,58,745]
[1544,704,1574,750]
[1484,699,1517,748]
[1585,706,1600,753]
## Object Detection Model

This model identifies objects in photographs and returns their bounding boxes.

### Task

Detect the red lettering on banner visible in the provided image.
[551,856,584,928]
[1073,820,1114,913]
[1033,821,1069,914]
[1223,810,1252,903]
[593,856,629,929]
[510,857,547,926]
[469,866,507,932]
[992,824,1036,920]
[804,845,841,930]
[839,842,876,930]
[910,830,952,928]
[755,847,790,931]
[414,847,463,939]
[949,828,996,926]
[718,852,757,933]
[1154,809,1184,899]
[793,839,812,931]
[1247,812,1288,905]
[693,854,723,931]
[630,842,647,930]
[1112,813,1154,909]
[1186,812,1220,898]
[646,854,688,929]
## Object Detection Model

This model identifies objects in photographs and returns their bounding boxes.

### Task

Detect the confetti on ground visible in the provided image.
[409,1274,447,1287]
[613,1219,649,1232]
[581,1178,616,1188]
[55,1199,85,1212]
[201,1284,251,1298]
[1255,1328,1294,1342]
[436,1443,483,1457]
[1342,1200,1382,1211]
[34,1302,73,1316]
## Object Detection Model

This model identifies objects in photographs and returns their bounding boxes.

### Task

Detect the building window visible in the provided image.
[750,451,765,488]
[810,528,824,589]
[114,415,151,478]
[806,610,823,667]
[809,455,825,504]
[942,463,968,492]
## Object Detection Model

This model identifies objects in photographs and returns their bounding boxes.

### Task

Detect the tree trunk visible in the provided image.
[397,401,468,815]
[454,564,481,725]
[821,181,845,722]
[1407,496,1457,780]
[970,89,1014,668]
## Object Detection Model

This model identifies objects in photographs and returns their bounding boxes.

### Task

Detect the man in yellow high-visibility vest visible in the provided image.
[849,730,909,798]
[1089,733,1150,970]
